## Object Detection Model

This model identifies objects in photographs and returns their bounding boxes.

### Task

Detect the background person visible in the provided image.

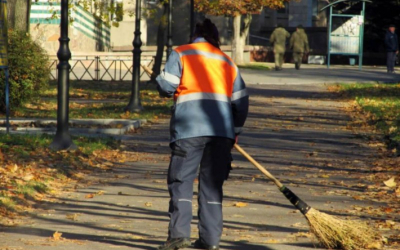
[155,18,249,250]
[270,24,290,71]
[385,24,399,73]
[290,25,309,70]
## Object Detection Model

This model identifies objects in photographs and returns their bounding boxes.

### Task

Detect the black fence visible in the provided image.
[49,55,154,81]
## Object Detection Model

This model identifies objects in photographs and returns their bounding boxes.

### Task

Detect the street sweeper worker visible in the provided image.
[155,18,249,250]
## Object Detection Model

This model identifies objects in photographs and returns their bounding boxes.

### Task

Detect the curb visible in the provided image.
[0,118,147,137]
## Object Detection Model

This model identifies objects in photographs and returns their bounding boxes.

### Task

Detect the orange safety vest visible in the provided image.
[173,42,238,102]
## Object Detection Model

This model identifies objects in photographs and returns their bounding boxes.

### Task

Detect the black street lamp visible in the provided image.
[190,0,194,42]
[166,0,173,59]
[50,0,76,150]
[125,0,143,112]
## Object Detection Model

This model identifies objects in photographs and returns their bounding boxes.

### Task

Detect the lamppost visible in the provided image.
[125,0,144,112]
[190,0,194,42]
[50,0,76,150]
[166,0,173,59]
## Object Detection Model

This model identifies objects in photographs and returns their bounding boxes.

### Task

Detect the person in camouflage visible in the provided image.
[270,24,290,71]
[290,25,309,70]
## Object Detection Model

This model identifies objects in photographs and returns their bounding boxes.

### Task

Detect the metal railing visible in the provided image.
[249,34,270,46]
[49,55,154,81]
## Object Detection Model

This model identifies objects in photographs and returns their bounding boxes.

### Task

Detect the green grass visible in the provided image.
[16,181,48,197]
[0,133,121,217]
[0,133,116,154]
[238,62,270,71]
[9,81,173,120]
[337,83,400,143]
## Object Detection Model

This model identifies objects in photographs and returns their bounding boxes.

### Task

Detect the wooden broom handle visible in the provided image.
[234,144,284,189]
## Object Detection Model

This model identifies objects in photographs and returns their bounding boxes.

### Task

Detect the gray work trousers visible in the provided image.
[387,51,397,72]
[167,137,233,246]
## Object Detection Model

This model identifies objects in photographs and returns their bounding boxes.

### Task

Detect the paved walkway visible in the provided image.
[240,64,400,85]
[1,69,397,249]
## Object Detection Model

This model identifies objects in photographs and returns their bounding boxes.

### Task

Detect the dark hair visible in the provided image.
[277,23,284,28]
[297,25,304,29]
[389,24,396,28]
[193,19,220,49]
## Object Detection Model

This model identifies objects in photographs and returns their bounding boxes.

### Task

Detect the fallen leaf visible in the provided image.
[232,214,244,218]
[292,232,312,238]
[365,241,383,249]
[66,213,79,221]
[22,174,34,182]
[145,202,152,207]
[234,202,248,207]
[85,194,95,199]
[384,207,393,213]
[396,187,400,198]
[383,177,396,188]
[96,190,105,195]
[264,239,279,243]
[53,231,63,241]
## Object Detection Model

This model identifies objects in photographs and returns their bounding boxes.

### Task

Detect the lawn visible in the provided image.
[0,133,130,225]
[238,62,271,71]
[11,81,173,120]
[334,83,400,146]
[0,81,170,223]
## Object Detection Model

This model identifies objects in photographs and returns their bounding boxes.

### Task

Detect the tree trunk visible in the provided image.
[231,14,241,64]
[7,0,30,33]
[151,4,168,81]
[240,13,252,58]
[232,14,252,65]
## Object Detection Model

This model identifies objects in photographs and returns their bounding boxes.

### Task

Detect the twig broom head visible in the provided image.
[232,145,381,250]
[281,187,380,250]
[305,208,380,250]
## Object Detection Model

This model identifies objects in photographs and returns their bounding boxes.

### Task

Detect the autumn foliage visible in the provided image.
[194,0,291,16]
[0,135,129,225]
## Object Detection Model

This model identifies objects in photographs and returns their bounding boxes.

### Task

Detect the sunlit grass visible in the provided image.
[0,133,121,219]
[336,83,400,142]
[9,81,173,120]
[238,62,271,71]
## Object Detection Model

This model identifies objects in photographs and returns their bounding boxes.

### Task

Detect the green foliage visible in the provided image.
[75,0,125,27]
[0,134,118,155]
[0,30,50,113]
[338,83,400,143]
[238,62,271,70]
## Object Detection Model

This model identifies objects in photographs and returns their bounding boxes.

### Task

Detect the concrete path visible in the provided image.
[1,70,397,250]
[240,64,400,85]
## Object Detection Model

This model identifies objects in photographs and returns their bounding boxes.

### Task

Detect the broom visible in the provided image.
[234,144,380,250]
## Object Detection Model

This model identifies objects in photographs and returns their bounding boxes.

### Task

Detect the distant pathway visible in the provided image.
[240,64,400,85]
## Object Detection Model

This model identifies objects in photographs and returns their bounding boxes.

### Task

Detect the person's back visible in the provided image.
[290,26,309,70]
[270,26,290,70]
[291,29,309,53]
[270,27,290,53]
[167,41,242,141]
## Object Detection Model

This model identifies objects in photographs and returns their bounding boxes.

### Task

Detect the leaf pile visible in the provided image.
[333,83,400,148]
[0,134,133,225]
[331,83,400,248]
